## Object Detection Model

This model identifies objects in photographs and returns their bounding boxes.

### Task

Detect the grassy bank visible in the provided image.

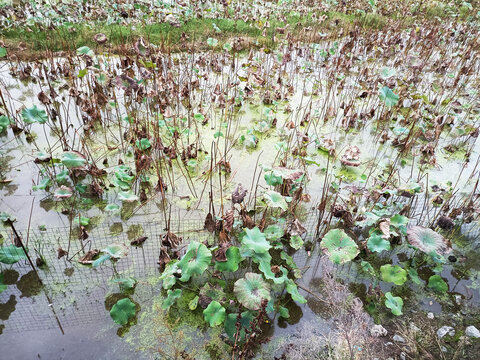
[0,6,475,60]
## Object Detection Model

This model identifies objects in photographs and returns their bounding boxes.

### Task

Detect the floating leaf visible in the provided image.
[54,186,73,199]
[118,191,139,202]
[264,224,284,240]
[407,226,450,255]
[112,277,137,291]
[162,289,182,310]
[110,298,136,325]
[22,105,48,124]
[61,151,87,169]
[0,47,7,58]
[380,264,407,285]
[178,241,212,282]
[265,171,283,186]
[234,272,271,310]
[428,275,448,293]
[135,138,151,150]
[379,86,399,107]
[0,245,27,264]
[203,301,226,327]
[215,246,242,272]
[385,292,403,315]
[241,227,271,254]
[103,244,128,259]
[320,229,359,264]
[390,214,408,235]
[225,311,254,341]
[279,306,290,318]
[105,203,120,213]
[77,46,94,57]
[285,279,307,304]
[367,234,391,253]
[263,190,288,211]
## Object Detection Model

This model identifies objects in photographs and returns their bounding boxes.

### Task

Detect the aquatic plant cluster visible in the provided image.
[1,0,480,359]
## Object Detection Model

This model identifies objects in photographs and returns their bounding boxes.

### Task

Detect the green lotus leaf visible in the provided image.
[110,298,136,325]
[105,203,120,213]
[263,190,288,211]
[385,292,403,316]
[427,275,448,293]
[264,224,284,240]
[32,177,52,191]
[408,268,423,285]
[265,171,283,186]
[135,138,151,150]
[320,229,359,264]
[406,226,450,255]
[234,272,271,310]
[0,47,6,58]
[92,254,111,267]
[103,244,128,259]
[379,86,399,107]
[207,37,218,47]
[55,170,69,183]
[199,283,226,303]
[215,246,242,272]
[73,216,90,226]
[279,306,290,318]
[289,235,303,250]
[390,214,408,235]
[360,260,375,277]
[241,227,271,254]
[224,311,254,341]
[380,264,407,285]
[61,151,87,169]
[285,279,307,304]
[118,191,139,202]
[367,234,391,253]
[159,260,179,289]
[77,46,94,57]
[0,245,28,264]
[0,212,16,223]
[0,115,10,132]
[22,105,48,124]
[178,241,212,282]
[189,296,199,310]
[203,301,226,327]
[162,288,182,310]
[112,277,137,291]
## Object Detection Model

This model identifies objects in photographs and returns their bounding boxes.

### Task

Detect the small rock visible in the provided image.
[427,312,434,319]
[410,323,420,332]
[465,325,480,338]
[454,295,462,305]
[400,352,406,360]
[441,346,447,352]
[371,324,388,337]
[393,334,405,343]
[437,326,455,338]
[385,342,393,346]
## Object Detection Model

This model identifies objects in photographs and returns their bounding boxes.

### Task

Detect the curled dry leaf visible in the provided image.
[158,247,171,272]
[204,213,216,232]
[131,236,148,246]
[78,249,100,265]
[287,218,306,237]
[93,33,107,44]
[223,209,234,232]
[162,231,181,248]
[340,145,361,167]
[57,247,68,259]
[378,219,391,239]
[406,226,451,255]
[232,183,247,204]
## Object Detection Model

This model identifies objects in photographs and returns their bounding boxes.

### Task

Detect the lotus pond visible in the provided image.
[1,1,480,359]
